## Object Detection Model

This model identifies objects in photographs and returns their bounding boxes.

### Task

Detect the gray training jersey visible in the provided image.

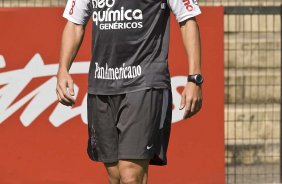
[63,0,201,95]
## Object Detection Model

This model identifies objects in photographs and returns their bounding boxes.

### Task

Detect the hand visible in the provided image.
[56,69,75,106]
[179,82,202,119]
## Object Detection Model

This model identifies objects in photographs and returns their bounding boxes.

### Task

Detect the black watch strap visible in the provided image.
[187,74,204,85]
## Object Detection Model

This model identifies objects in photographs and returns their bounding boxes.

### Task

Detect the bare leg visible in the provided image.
[118,159,149,184]
[142,163,148,184]
[104,162,120,184]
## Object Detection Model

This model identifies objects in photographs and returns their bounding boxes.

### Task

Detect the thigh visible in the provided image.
[87,94,119,163]
[117,89,171,162]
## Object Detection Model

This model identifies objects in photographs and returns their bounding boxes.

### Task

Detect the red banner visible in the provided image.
[0,7,225,183]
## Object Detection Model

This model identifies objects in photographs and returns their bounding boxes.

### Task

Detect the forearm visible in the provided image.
[58,21,85,73]
[180,18,201,75]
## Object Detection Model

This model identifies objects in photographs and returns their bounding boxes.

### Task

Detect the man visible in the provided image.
[56,0,203,183]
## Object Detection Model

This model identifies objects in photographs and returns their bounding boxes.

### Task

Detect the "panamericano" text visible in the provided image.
[94,62,142,80]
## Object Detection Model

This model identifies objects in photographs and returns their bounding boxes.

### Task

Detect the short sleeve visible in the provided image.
[63,0,93,25]
[167,0,201,22]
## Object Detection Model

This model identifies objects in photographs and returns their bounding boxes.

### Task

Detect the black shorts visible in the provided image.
[87,88,172,166]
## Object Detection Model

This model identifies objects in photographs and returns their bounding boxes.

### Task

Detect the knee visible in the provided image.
[108,173,120,184]
[119,169,141,184]
[119,160,149,184]
[104,162,120,184]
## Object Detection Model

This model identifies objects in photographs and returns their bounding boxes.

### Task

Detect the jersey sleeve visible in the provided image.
[167,0,201,22]
[63,0,93,25]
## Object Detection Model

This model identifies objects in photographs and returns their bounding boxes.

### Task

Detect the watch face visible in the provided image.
[195,75,203,84]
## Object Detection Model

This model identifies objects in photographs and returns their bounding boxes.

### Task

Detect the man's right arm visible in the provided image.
[57,0,92,106]
[56,21,85,106]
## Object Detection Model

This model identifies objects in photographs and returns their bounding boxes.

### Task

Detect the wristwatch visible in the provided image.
[187,74,204,85]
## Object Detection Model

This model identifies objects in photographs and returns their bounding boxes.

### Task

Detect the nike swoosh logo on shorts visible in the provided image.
[146,145,153,150]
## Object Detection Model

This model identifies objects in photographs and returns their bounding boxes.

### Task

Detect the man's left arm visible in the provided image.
[179,18,202,119]
[167,0,202,119]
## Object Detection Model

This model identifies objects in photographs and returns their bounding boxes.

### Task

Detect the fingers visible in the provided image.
[190,97,197,112]
[183,96,192,119]
[56,86,72,106]
[179,92,186,110]
[61,79,75,103]
[182,96,202,119]
[179,90,202,119]
[183,97,192,119]
[56,92,62,101]
[185,98,202,119]
[67,79,75,96]
[195,99,202,112]
[56,91,70,106]
[56,79,75,106]
[180,82,203,119]
[186,96,192,112]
